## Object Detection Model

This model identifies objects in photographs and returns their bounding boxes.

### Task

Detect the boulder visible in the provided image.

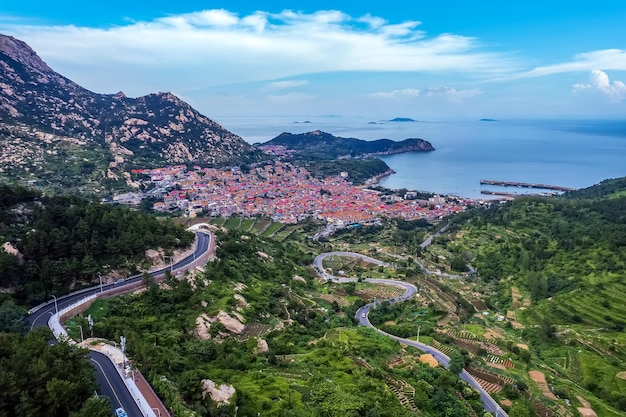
[255,338,269,354]
[145,249,162,265]
[217,310,245,334]
[201,379,236,406]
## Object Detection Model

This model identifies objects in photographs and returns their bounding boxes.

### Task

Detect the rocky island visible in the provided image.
[259,130,434,160]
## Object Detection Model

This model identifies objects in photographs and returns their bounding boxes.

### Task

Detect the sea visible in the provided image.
[215,116,626,200]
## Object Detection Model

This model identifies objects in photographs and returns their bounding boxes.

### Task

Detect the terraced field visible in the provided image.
[262,221,284,237]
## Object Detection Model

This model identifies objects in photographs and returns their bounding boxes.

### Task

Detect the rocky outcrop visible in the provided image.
[2,242,24,265]
[216,310,245,334]
[201,379,236,406]
[255,338,269,354]
[144,249,162,266]
[194,314,213,340]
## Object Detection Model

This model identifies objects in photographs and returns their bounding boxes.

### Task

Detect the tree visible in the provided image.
[0,299,28,333]
[448,351,466,375]
[508,400,531,417]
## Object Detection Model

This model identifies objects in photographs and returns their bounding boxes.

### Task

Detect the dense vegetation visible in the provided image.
[302,157,391,184]
[261,131,434,160]
[0,327,112,417]
[82,231,482,417]
[455,195,626,324]
[0,184,194,304]
[442,178,626,413]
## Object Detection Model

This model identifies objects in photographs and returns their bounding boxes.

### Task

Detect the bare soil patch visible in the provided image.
[529,370,557,400]
[484,328,505,340]
[486,362,508,371]
[511,286,522,309]
[576,396,597,417]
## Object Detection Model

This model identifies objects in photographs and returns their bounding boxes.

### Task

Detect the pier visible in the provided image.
[480,180,575,192]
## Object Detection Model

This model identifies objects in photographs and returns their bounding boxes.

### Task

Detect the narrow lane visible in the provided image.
[314,251,508,417]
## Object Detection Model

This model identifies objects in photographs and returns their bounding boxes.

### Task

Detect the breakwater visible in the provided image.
[480,180,575,192]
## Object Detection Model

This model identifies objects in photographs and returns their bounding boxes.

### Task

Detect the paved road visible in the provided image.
[89,351,143,416]
[28,232,211,329]
[419,222,451,249]
[315,250,508,417]
[27,231,212,417]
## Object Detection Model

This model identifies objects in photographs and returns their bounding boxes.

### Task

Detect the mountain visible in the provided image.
[260,130,435,160]
[0,34,260,192]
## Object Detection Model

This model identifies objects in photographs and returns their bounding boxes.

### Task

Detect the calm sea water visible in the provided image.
[217,116,626,199]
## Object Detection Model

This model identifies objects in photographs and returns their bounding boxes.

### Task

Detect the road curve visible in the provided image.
[26,231,212,417]
[314,251,508,417]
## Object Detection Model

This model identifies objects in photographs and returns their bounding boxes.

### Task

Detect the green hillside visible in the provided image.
[84,231,486,417]
[0,184,194,305]
[441,177,626,413]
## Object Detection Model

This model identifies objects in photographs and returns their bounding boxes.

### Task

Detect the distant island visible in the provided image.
[479,118,497,122]
[388,117,417,122]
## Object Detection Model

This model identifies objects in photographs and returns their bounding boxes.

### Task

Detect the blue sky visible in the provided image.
[1,1,625,119]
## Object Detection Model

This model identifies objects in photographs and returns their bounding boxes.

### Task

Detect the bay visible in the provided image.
[217,116,626,199]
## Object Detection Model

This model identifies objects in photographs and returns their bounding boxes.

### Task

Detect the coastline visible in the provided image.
[362,168,396,187]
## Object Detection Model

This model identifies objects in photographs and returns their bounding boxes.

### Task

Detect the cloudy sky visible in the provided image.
[1,0,625,119]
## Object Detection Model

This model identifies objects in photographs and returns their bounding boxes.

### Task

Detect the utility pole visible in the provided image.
[120,335,127,374]
[52,295,58,314]
[417,325,421,343]
[88,314,94,337]
[98,272,103,293]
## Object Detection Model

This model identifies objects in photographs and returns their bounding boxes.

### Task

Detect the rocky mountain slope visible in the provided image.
[0,34,260,192]
[261,129,435,160]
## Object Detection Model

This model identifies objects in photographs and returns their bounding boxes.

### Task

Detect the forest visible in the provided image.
[0,184,194,305]
[300,157,391,185]
[0,327,112,417]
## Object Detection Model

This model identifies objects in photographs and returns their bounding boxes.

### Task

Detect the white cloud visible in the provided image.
[425,87,482,103]
[265,80,309,90]
[573,70,626,102]
[515,49,626,79]
[357,14,387,29]
[0,9,519,96]
[267,92,314,102]
[369,86,481,103]
[368,88,421,98]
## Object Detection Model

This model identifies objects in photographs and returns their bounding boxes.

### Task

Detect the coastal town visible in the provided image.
[116,161,478,226]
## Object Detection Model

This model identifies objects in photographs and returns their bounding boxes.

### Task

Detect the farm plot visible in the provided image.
[316,293,351,307]
[239,218,256,232]
[261,221,284,237]
[357,284,405,300]
[224,217,241,229]
[238,322,272,340]
[322,256,381,276]
[467,366,515,394]
[251,218,272,234]
[272,225,302,241]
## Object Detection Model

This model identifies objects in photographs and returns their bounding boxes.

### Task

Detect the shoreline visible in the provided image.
[362,168,396,187]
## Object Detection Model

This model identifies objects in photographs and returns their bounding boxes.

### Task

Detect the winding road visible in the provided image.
[314,251,508,417]
[26,231,213,417]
